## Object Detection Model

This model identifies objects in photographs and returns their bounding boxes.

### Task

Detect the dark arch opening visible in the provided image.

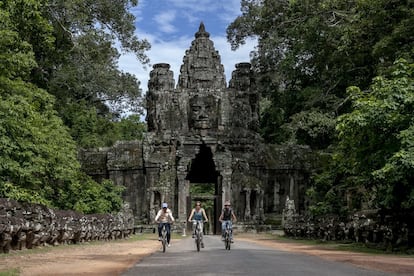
[186,144,221,234]
[186,144,218,183]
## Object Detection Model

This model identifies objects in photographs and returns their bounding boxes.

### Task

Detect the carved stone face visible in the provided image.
[188,95,217,129]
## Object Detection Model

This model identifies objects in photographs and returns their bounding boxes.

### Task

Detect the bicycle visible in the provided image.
[192,220,204,252]
[224,222,232,250]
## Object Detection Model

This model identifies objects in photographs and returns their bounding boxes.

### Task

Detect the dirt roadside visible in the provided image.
[0,233,413,276]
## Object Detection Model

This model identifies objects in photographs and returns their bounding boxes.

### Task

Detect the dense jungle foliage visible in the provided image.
[227,0,414,216]
[0,0,147,213]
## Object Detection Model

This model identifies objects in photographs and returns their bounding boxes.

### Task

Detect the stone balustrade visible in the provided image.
[0,198,134,253]
[283,212,414,251]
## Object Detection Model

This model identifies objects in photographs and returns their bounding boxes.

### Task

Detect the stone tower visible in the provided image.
[80,23,314,233]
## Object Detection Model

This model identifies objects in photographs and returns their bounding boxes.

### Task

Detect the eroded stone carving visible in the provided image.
[188,95,218,130]
[79,23,315,234]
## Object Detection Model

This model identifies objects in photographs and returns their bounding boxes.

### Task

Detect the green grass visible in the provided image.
[0,268,19,276]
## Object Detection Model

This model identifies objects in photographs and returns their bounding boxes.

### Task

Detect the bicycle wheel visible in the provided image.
[225,224,231,250]
[226,234,231,250]
[196,234,200,252]
[162,226,167,253]
[195,222,201,252]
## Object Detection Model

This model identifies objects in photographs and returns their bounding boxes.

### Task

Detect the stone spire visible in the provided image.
[177,22,226,90]
[195,21,210,38]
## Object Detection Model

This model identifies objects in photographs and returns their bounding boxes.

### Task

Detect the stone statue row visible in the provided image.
[283,212,413,251]
[0,198,134,253]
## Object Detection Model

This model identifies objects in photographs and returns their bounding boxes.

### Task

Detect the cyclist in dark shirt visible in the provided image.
[219,200,237,242]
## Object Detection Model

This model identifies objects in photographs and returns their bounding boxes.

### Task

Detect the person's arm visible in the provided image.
[154,210,161,223]
[218,210,223,222]
[202,208,208,222]
[188,209,195,222]
[232,211,237,222]
[169,210,175,223]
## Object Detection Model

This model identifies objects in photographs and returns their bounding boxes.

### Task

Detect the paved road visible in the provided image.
[123,235,392,276]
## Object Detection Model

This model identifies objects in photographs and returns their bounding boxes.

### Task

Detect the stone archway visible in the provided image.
[185,144,221,234]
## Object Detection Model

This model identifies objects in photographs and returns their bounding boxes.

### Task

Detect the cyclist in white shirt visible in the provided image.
[155,202,175,246]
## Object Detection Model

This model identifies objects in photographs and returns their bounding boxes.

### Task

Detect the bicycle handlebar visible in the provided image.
[191,220,207,223]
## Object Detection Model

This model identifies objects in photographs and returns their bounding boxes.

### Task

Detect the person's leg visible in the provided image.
[165,223,171,244]
[192,221,196,238]
[221,221,226,240]
[199,222,204,245]
[157,223,162,240]
[229,221,233,240]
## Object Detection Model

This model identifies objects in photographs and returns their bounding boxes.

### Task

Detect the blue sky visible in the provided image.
[118,0,257,94]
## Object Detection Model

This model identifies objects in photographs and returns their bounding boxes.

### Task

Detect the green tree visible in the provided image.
[228,0,355,146]
[0,0,124,213]
[114,114,147,141]
[29,0,150,147]
[228,0,413,148]
[310,59,414,214]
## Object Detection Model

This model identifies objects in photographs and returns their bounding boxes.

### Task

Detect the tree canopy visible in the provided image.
[0,0,148,213]
[228,0,414,214]
[336,59,414,212]
[228,0,413,148]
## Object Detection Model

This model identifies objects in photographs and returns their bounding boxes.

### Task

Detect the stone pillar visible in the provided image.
[221,169,232,204]
[244,189,251,220]
[161,193,165,206]
[259,189,265,220]
[273,181,280,212]
[290,172,300,211]
[149,190,155,222]
[289,174,295,200]
[222,177,231,203]
[177,172,188,221]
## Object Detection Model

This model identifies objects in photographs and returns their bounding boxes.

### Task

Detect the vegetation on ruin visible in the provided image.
[227,0,414,215]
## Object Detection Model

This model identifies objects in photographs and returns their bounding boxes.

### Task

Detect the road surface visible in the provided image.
[123,235,391,276]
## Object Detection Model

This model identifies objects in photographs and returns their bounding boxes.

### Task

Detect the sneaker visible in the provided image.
[167,243,171,247]
[158,237,162,241]
[230,239,234,243]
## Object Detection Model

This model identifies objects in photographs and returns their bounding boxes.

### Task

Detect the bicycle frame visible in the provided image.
[224,222,231,250]
[161,224,167,253]
[193,220,202,252]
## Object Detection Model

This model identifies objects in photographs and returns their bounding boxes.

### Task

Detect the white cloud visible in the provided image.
[167,0,217,13]
[130,0,146,22]
[118,0,257,120]
[218,0,243,24]
[119,31,257,95]
[211,35,257,81]
[163,0,242,27]
[153,10,177,34]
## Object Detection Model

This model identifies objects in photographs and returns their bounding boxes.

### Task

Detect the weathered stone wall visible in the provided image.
[283,211,414,251]
[77,23,318,232]
[0,198,134,254]
[79,141,148,223]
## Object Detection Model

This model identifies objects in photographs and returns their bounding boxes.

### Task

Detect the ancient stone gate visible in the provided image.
[80,23,315,233]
